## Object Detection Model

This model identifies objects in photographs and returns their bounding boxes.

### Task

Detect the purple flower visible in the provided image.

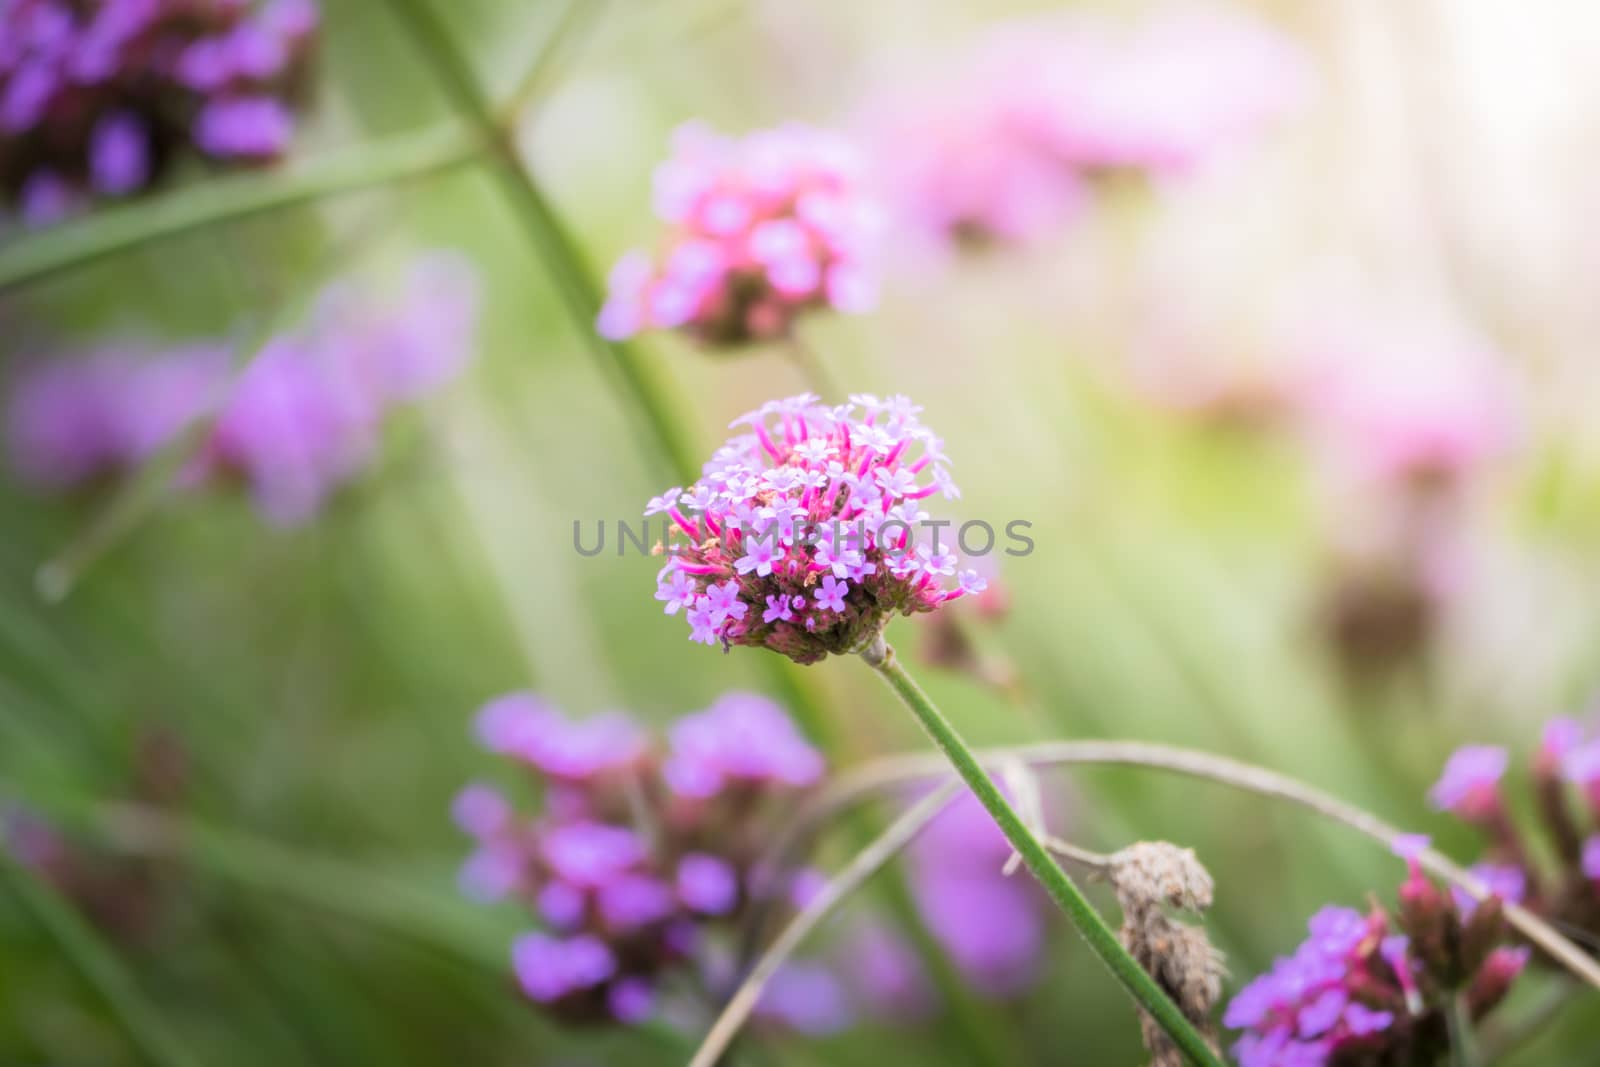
[676,853,738,916]
[194,96,295,159]
[2,0,318,216]
[607,977,655,1024]
[837,922,938,1022]
[18,169,77,227]
[473,694,644,783]
[1451,863,1526,918]
[1563,741,1600,811]
[813,575,849,613]
[735,535,783,577]
[458,843,524,902]
[1583,836,1600,883]
[540,823,645,889]
[598,874,677,932]
[89,112,151,195]
[755,961,854,1035]
[451,783,510,838]
[537,881,586,930]
[1428,745,1508,820]
[646,394,980,663]
[512,932,616,1003]
[662,692,824,798]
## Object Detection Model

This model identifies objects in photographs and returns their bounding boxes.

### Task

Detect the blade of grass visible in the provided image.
[0,844,202,1067]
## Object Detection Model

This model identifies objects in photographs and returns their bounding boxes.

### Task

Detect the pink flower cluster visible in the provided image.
[1,0,318,226]
[861,5,1311,248]
[647,393,985,664]
[454,690,829,1025]
[1226,842,1527,1066]
[1424,717,1600,952]
[5,253,479,525]
[597,122,881,348]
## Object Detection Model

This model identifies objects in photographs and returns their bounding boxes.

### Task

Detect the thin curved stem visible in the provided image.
[689,781,961,1067]
[759,738,1600,992]
[0,844,201,1067]
[860,636,1225,1067]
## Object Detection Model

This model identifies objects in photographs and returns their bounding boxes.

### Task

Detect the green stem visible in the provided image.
[860,635,1224,1067]
[0,122,480,292]
[385,0,701,484]
[0,845,201,1067]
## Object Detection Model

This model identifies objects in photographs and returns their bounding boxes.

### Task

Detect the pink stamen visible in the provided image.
[754,422,782,460]
[668,507,700,540]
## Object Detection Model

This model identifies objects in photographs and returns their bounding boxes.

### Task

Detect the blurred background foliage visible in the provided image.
[5,0,1600,1064]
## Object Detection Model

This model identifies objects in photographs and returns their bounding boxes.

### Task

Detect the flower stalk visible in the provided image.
[859,634,1225,1067]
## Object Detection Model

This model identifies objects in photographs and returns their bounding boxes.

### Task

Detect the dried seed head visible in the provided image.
[1108,842,1223,1067]
[1108,841,1215,917]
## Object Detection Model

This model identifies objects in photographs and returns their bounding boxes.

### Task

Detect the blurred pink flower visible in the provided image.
[857,5,1310,251]
[598,122,882,347]
[1290,314,1517,489]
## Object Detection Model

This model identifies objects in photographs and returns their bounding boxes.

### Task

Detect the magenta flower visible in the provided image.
[1,0,319,221]
[474,692,645,783]
[1583,837,1600,883]
[661,691,824,798]
[5,346,228,490]
[458,690,828,1028]
[647,393,980,664]
[1450,863,1526,919]
[6,253,481,525]
[754,961,854,1036]
[1564,742,1600,813]
[1227,857,1529,1065]
[597,122,882,348]
[1427,746,1509,821]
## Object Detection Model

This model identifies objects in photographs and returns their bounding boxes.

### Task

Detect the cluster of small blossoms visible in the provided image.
[5,253,479,526]
[1,0,318,227]
[647,393,985,664]
[1225,838,1528,1066]
[597,122,881,348]
[454,691,830,1025]
[1424,719,1600,949]
[859,5,1310,250]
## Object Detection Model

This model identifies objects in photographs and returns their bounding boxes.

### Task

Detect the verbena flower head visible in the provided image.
[1,0,319,224]
[648,393,984,664]
[6,253,480,525]
[1427,745,1508,822]
[6,345,229,488]
[1424,716,1600,976]
[456,691,831,1027]
[597,122,882,348]
[1225,850,1526,1067]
